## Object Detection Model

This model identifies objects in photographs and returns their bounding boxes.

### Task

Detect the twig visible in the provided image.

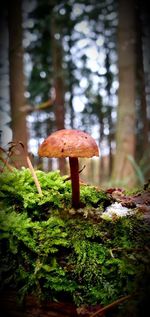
[0,146,15,172]
[90,294,132,317]
[26,155,43,196]
[19,142,43,196]
[0,156,14,172]
[64,165,86,182]
[0,146,7,154]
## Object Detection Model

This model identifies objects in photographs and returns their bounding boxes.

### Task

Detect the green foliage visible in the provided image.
[0,168,150,314]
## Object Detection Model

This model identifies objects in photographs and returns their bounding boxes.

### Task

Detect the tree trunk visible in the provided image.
[8,0,28,168]
[112,0,137,187]
[68,29,75,129]
[136,2,149,157]
[98,105,105,183]
[51,16,66,174]
[108,107,113,178]
[104,47,113,179]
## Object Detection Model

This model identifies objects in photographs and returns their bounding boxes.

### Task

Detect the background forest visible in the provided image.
[0,0,150,189]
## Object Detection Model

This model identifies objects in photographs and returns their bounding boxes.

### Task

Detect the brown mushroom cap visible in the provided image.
[38,129,99,158]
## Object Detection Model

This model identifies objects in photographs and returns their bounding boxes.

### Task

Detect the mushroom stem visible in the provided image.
[69,157,80,209]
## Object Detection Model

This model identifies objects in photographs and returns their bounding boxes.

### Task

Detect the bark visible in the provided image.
[112,0,137,187]
[8,0,28,168]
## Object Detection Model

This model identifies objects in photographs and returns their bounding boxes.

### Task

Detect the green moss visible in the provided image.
[0,168,109,220]
[0,168,150,314]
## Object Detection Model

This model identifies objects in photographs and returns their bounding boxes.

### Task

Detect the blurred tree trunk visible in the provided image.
[98,104,105,183]
[136,2,149,157]
[112,0,137,187]
[104,47,113,179]
[108,107,113,177]
[51,16,66,174]
[8,0,28,168]
[68,35,75,129]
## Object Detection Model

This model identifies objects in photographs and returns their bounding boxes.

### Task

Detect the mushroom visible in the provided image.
[38,129,99,209]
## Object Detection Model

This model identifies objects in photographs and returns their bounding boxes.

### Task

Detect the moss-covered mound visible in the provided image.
[0,168,150,315]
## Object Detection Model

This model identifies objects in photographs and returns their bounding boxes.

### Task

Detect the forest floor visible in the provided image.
[0,168,150,317]
[106,186,150,219]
